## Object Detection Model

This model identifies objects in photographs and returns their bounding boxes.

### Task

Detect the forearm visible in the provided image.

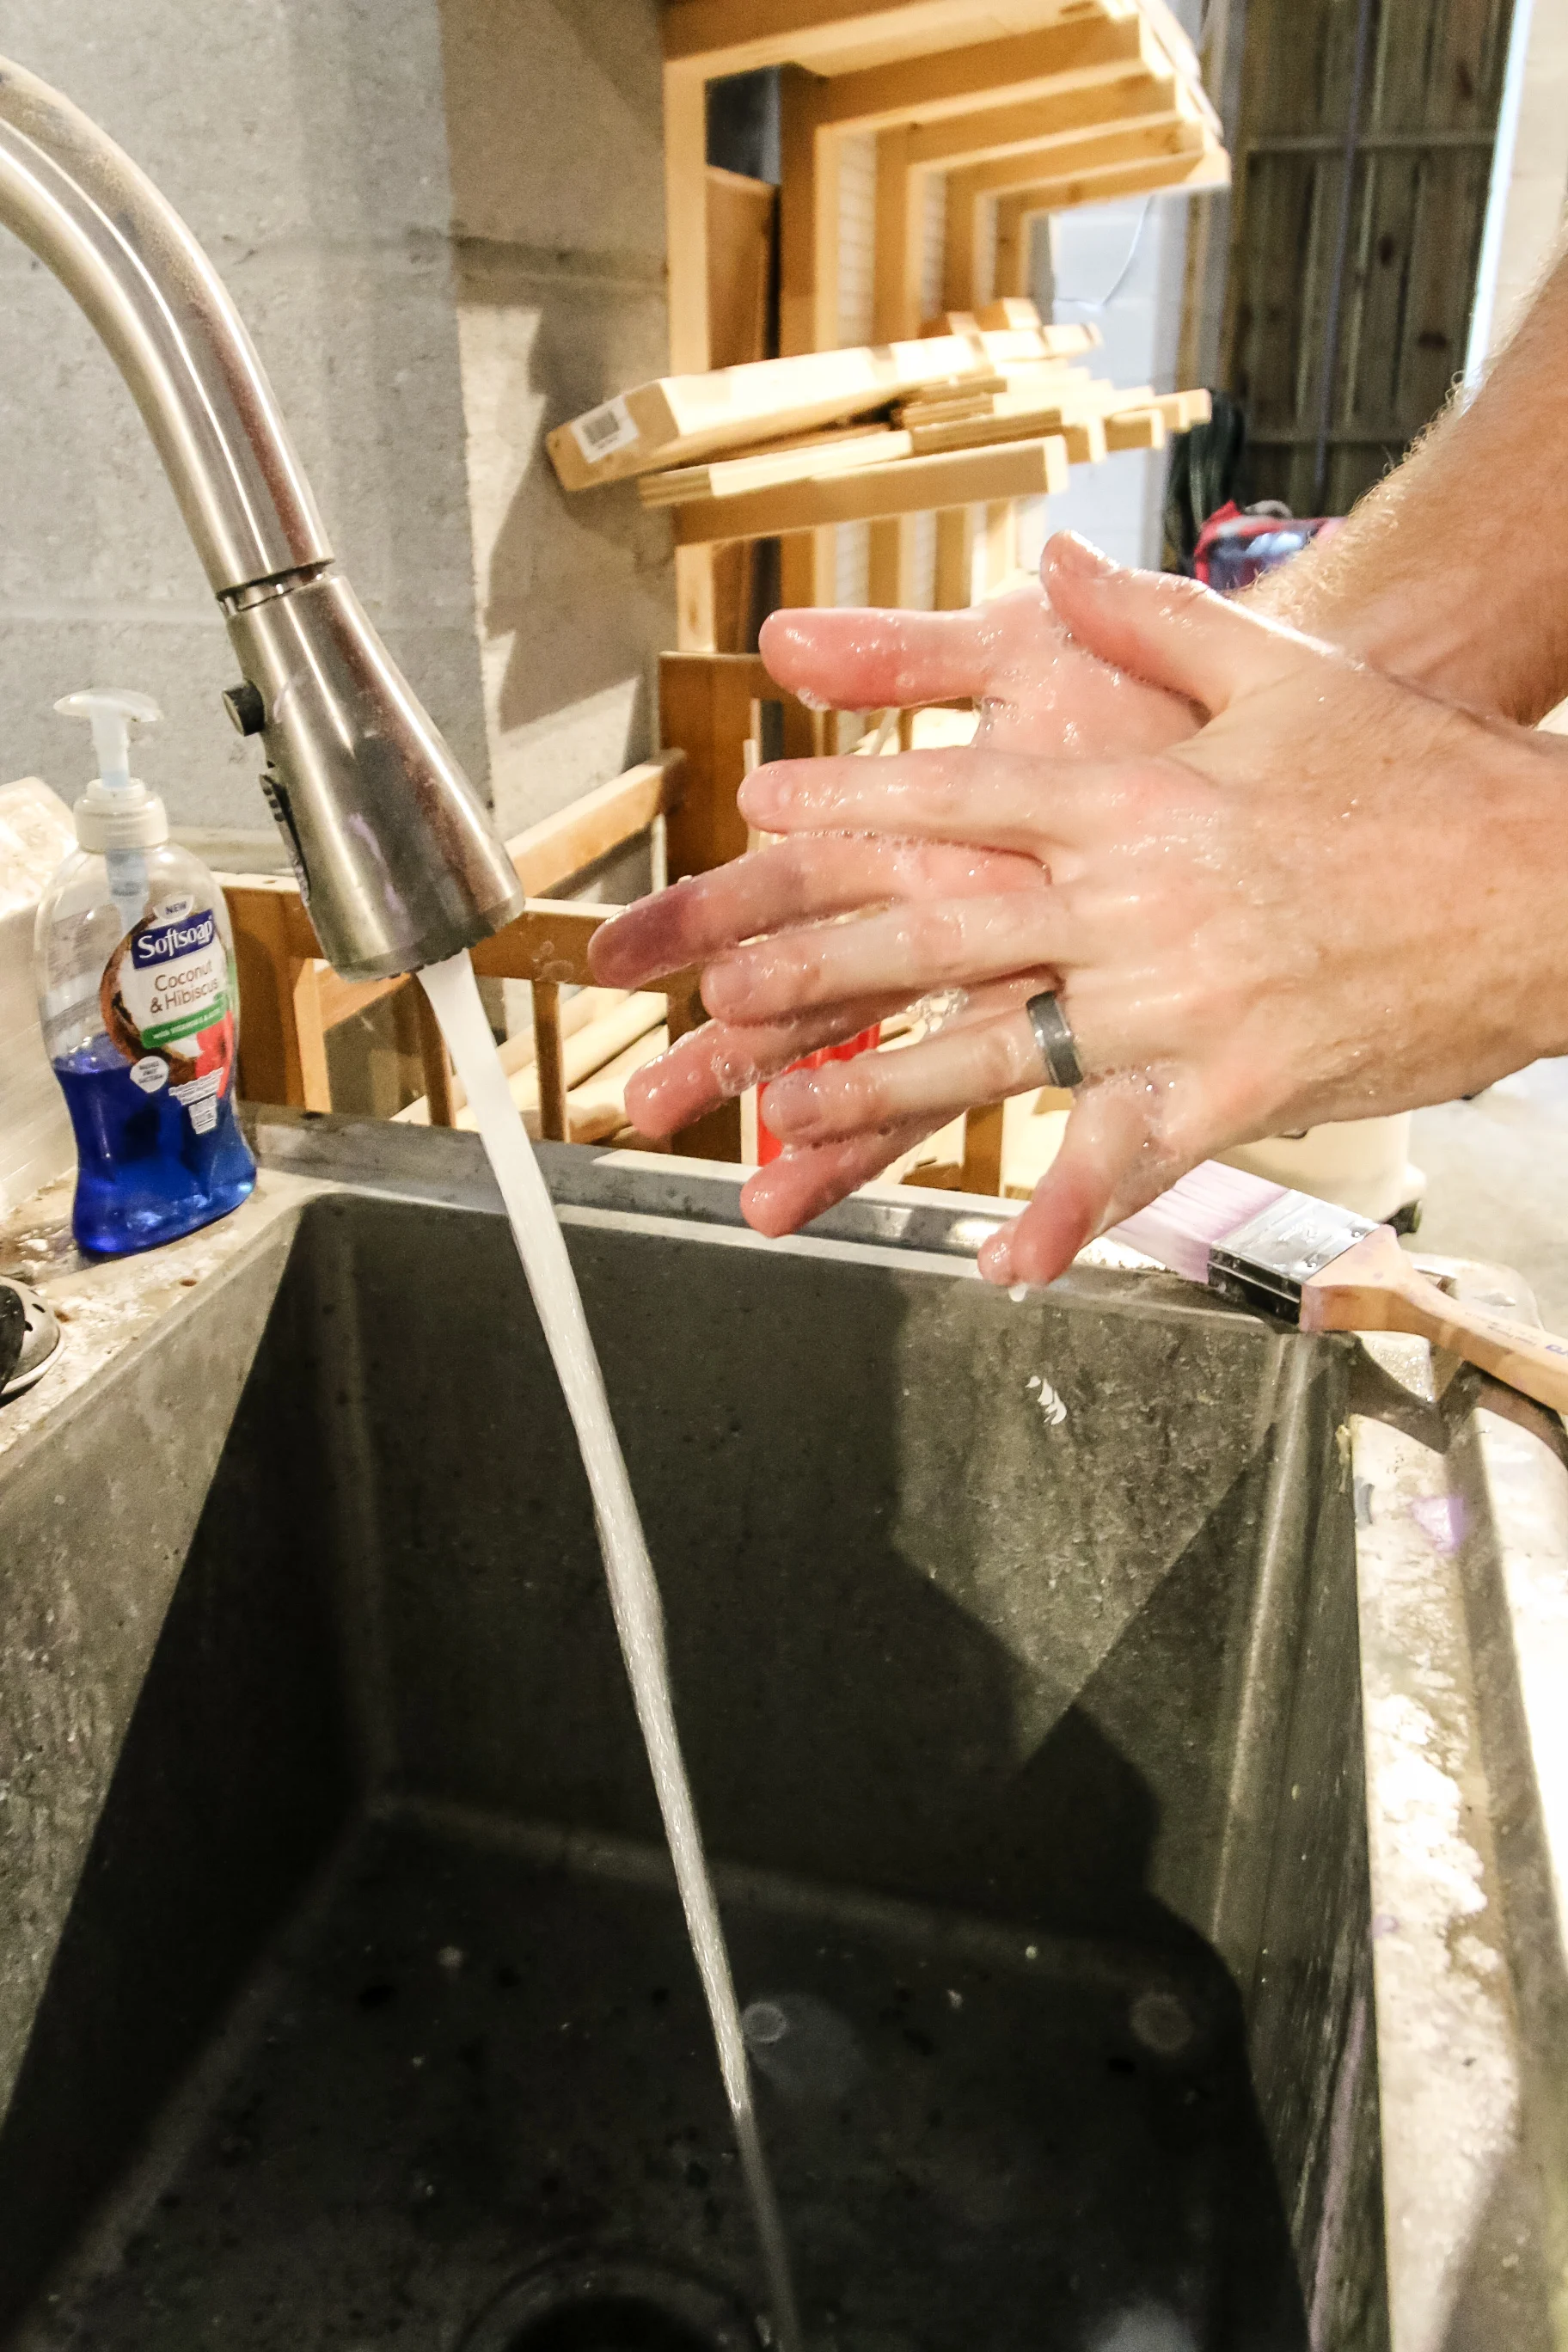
[1246,242,1568,723]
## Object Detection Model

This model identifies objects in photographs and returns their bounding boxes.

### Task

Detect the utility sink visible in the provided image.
[1,1116,1565,2351]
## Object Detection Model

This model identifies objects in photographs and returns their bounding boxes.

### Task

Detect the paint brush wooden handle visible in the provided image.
[1300,1225,1568,1413]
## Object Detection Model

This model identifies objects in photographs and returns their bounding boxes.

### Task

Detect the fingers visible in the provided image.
[738,745,1105,854]
[759,604,993,711]
[977,1075,1163,1287]
[1042,532,1315,718]
[622,994,911,1137]
[739,1114,946,1237]
[589,834,1044,992]
[703,892,1078,1025]
[761,986,1052,1142]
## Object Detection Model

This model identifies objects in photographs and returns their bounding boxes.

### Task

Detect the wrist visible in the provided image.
[1492,728,1568,1063]
[1241,563,1510,716]
[1240,546,1565,726]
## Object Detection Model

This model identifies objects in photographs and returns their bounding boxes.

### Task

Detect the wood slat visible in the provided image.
[503,750,685,892]
[661,0,1127,77]
[807,18,1162,130]
[413,985,459,1129]
[548,329,998,490]
[1104,407,1167,450]
[902,71,1188,168]
[669,434,1069,543]
[910,406,1109,460]
[980,134,1229,216]
[467,902,618,990]
[312,967,409,1033]
[531,981,568,1142]
[639,428,905,505]
[946,111,1213,199]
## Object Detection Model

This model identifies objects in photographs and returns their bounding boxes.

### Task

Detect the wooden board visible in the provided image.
[1104,407,1167,450]
[639,427,906,505]
[659,652,816,882]
[669,434,1069,544]
[662,0,1128,79]
[996,135,1230,210]
[549,321,1097,493]
[901,73,1192,168]
[549,330,993,490]
[503,752,685,892]
[948,112,1213,203]
[804,18,1167,130]
[911,407,1109,461]
[973,297,1043,328]
[706,167,777,371]
[963,138,1230,303]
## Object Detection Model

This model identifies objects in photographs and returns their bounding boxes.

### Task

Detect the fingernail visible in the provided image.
[759,1072,814,1137]
[1047,530,1118,579]
[700,960,742,1021]
[977,1230,1014,1284]
[738,761,804,823]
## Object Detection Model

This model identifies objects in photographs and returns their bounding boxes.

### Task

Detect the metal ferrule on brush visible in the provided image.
[1208,1192,1379,1318]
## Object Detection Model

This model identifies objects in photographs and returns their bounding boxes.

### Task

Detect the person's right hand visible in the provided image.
[591,553,1197,1210]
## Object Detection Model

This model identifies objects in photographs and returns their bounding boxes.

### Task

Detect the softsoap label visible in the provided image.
[101,894,236,1118]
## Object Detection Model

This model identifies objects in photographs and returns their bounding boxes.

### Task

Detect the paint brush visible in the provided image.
[1110,1161,1568,1413]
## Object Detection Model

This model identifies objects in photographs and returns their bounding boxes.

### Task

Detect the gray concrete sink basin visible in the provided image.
[0,1115,1565,2350]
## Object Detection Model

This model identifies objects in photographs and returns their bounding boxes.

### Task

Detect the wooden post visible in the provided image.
[222,873,322,1108]
[706,165,780,651]
[870,125,927,610]
[658,651,822,1161]
[994,194,1038,302]
[413,984,459,1129]
[959,1101,1007,1195]
[666,60,715,651]
[291,961,333,1114]
[664,63,709,371]
[779,67,839,610]
[661,652,769,880]
[532,981,569,1142]
[780,525,838,610]
[779,67,839,358]
[934,507,977,608]
[982,499,1019,591]
[942,175,986,313]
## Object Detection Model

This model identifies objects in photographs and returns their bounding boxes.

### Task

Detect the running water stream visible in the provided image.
[418,952,804,2352]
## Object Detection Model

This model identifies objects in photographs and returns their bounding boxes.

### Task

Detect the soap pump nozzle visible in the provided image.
[55,688,168,852]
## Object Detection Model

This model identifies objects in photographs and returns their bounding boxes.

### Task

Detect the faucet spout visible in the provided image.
[0,54,524,980]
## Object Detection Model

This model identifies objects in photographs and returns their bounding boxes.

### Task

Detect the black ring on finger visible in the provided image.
[1026,991,1085,1089]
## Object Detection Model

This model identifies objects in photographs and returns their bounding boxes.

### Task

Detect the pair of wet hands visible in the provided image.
[590,532,1564,1287]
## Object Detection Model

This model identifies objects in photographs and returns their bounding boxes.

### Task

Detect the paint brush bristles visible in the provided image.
[1106,1158,1568,1418]
[1111,1163,1288,1284]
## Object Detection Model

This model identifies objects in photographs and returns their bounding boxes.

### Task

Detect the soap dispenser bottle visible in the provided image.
[34,689,256,1255]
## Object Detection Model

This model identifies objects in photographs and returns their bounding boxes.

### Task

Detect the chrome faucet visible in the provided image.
[0,55,524,981]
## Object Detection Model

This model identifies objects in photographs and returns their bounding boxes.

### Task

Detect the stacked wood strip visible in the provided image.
[548,309,1210,549]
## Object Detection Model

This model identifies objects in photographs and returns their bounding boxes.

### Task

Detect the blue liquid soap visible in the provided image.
[55,1031,254,1256]
[36,687,259,1260]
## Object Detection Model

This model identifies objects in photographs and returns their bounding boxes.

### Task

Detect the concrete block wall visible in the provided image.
[0,0,675,852]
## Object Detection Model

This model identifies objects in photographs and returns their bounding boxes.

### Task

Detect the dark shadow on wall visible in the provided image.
[434,0,677,811]
[460,261,671,746]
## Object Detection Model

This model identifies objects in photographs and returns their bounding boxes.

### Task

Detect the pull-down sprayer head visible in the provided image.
[0,54,525,981]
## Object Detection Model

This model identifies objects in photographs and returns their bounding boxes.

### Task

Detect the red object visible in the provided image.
[756,1026,882,1163]
[1192,500,1341,593]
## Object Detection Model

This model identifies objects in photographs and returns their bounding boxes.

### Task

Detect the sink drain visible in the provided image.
[460,2255,763,2352]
